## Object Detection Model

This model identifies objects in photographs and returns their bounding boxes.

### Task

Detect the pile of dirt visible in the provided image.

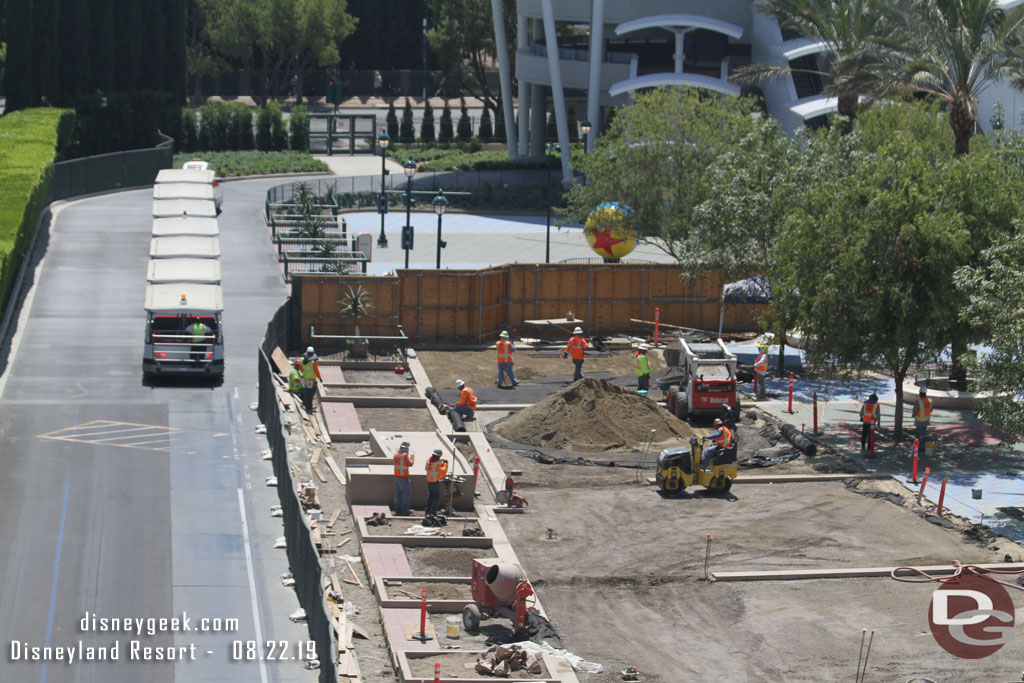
[495,378,694,452]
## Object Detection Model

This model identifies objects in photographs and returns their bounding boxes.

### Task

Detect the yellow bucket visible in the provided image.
[446,616,460,639]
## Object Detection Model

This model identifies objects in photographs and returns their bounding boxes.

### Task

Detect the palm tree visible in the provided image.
[733,0,890,134]
[880,0,1024,156]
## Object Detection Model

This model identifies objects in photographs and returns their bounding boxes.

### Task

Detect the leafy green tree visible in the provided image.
[478,107,492,142]
[954,236,1024,442]
[456,98,472,141]
[89,0,116,92]
[400,97,416,143]
[420,100,436,143]
[57,0,91,102]
[255,103,273,150]
[734,0,889,134]
[438,100,454,143]
[114,0,144,90]
[386,99,399,140]
[692,118,805,374]
[775,130,971,438]
[32,0,59,104]
[162,0,188,103]
[137,0,165,93]
[566,88,760,263]
[882,0,1024,156]
[3,0,33,110]
[427,0,514,112]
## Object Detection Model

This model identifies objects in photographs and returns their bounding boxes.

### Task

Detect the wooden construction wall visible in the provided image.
[294,264,768,346]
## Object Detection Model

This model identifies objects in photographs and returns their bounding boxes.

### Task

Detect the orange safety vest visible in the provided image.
[425,459,448,483]
[754,354,768,373]
[862,402,878,423]
[394,450,413,478]
[914,397,932,422]
[566,335,589,360]
[497,339,514,364]
[456,386,478,409]
[713,426,733,448]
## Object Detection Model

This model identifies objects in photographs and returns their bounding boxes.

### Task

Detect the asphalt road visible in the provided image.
[0,177,325,682]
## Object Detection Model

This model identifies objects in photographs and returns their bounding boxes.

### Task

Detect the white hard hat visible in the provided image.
[573,327,583,335]
[639,343,649,351]
[456,379,465,388]
[399,440,410,450]
[306,346,315,354]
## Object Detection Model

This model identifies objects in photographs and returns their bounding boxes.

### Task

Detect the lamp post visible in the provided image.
[377,132,390,247]
[580,119,592,153]
[545,142,554,264]
[432,189,448,269]
[402,158,417,268]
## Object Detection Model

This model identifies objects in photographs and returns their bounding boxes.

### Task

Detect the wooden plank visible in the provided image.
[331,573,342,595]
[327,508,342,528]
[311,447,322,465]
[344,558,363,588]
[324,455,346,485]
[336,537,351,551]
[312,527,322,548]
[276,386,295,410]
[711,562,1024,582]
[312,463,328,483]
[343,577,359,586]
[271,347,292,376]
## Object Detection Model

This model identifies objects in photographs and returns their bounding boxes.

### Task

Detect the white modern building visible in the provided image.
[488,0,1024,182]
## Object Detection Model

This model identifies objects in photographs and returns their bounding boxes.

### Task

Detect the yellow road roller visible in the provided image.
[655,434,738,495]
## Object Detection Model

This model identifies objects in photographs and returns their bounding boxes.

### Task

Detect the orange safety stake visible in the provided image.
[911,453,919,485]
[418,588,429,641]
[434,662,440,683]
[813,392,818,435]
[936,478,948,516]
[654,307,660,345]
[917,467,931,505]
[788,372,794,413]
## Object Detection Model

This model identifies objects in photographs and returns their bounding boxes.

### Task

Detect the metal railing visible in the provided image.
[283,254,369,279]
[48,134,174,201]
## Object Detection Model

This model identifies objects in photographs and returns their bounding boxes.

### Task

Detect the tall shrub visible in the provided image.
[400,98,415,143]
[269,101,287,150]
[439,100,454,143]
[386,99,399,140]
[228,102,254,150]
[180,108,199,152]
[420,100,435,143]
[456,98,472,141]
[290,105,311,151]
[479,108,493,142]
[255,104,273,151]
[199,101,230,150]
[494,105,506,143]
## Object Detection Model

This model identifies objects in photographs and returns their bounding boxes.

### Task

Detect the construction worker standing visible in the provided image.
[496,330,519,387]
[701,418,733,469]
[424,449,449,521]
[393,441,414,516]
[300,346,322,413]
[453,379,477,420]
[564,326,591,382]
[911,387,932,440]
[288,359,303,394]
[634,343,651,394]
[859,393,880,451]
[187,317,211,366]
[753,343,768,399]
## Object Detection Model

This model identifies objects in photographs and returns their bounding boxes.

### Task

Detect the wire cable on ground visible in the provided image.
[890,560,1024,591]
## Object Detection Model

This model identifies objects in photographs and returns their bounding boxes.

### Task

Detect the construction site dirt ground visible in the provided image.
[417,350,1024,682]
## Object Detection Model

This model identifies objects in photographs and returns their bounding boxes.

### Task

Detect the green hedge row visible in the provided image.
[0,108,75,310]
[179,103,311,153]
[171,150,329,177]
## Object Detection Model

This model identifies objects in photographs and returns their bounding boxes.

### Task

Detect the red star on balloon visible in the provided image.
[591,228,625,256]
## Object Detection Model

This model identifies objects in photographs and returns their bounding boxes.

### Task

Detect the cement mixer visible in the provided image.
[462,559,536,633]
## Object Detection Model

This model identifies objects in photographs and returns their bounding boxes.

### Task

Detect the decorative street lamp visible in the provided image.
[432,189,449,269]
[580,119,592,153]
[377,132,390,247]
[401,158,417,268]
[545,142,554,264]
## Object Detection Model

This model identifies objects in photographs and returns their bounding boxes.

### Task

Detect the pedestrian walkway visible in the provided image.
[747,379,1024,542]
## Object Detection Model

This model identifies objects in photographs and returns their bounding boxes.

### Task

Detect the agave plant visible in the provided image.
[337,285,374,337]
